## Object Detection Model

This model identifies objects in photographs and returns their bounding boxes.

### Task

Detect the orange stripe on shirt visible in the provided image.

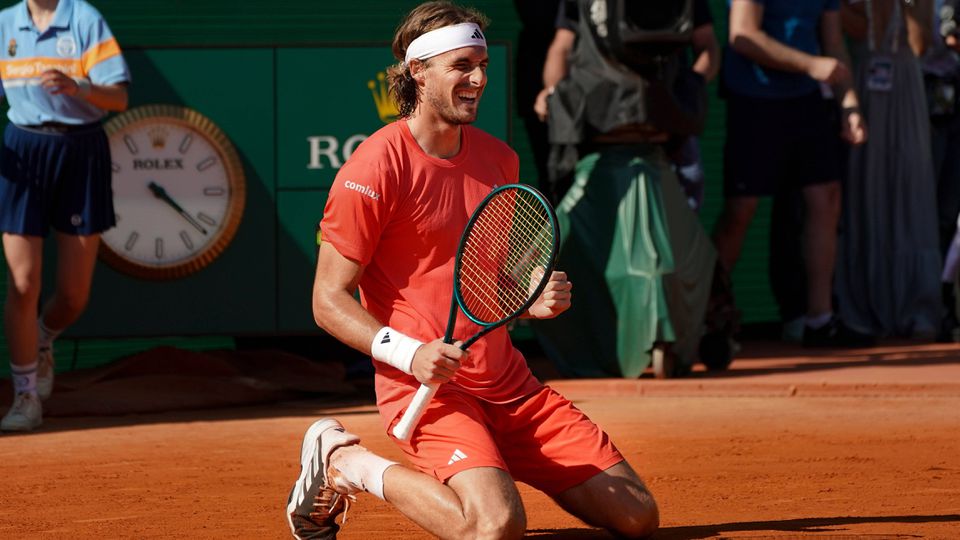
[0,57,83,79]
[81,37,122,75]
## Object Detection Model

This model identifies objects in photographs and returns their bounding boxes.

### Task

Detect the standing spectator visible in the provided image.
[922,0,960,340]
[713,0,873,347]
[0,0,130,432]
[835,0,940,339]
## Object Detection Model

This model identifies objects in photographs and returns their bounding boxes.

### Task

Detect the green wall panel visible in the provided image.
[276,190,329,334]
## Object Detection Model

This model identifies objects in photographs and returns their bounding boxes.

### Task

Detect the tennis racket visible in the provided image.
[392,183,560,441]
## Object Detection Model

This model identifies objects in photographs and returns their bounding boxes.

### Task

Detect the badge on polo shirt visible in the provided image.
[7,38,15,57]
[56,35,77,57]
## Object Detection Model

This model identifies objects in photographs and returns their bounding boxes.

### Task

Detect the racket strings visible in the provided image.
[458,190,554,323]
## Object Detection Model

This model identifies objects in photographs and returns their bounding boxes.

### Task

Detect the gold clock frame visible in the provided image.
[99,104,247,280]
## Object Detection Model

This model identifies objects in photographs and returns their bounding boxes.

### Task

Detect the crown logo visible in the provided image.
[148,126,168,149]
[368,72,399,124]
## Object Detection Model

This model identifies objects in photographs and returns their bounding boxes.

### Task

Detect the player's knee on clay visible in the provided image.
[469,506,526,540]
[608,494,659,539]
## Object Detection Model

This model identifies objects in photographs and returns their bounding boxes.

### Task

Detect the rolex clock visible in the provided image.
[100,105,246,280]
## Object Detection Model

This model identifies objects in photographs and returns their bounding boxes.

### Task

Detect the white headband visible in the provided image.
[404,23,487,65]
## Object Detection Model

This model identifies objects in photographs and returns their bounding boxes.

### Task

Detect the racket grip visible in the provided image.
[392,383,439,441]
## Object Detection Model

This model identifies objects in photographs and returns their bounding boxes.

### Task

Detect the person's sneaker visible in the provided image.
[286,419,361,539]
[36,347,54,401]
[1,393,43,432]
[803,316,876,348]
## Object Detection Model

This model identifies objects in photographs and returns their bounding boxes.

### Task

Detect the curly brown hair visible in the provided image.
[386,1,489,118]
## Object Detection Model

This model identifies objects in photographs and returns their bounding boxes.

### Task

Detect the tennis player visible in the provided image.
[285,2,659,539]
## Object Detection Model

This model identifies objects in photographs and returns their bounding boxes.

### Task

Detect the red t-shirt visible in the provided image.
[319,120,542,424]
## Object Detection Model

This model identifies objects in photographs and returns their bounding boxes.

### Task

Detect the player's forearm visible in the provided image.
[312,287,381,356]
[85,82,128,112]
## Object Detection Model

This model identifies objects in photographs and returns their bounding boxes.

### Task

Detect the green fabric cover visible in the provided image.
[532,144,715,377]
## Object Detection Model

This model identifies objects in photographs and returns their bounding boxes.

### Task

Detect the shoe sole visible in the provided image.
[285,418,340,539]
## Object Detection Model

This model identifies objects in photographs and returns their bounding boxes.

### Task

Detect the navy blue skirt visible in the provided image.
[0,122,115,236]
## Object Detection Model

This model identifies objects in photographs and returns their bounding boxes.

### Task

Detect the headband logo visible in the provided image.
[471,29,484,40]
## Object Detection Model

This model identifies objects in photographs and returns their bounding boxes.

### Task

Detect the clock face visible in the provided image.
[100,105,246,280]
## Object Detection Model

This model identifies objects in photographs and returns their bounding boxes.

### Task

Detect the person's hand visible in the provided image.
[807,56,851,86]
[409,339,465,385]
[534,86,554,122]
[947,34,960,53]
[41,69,89,97]
[841,108,867,145]
[526,270,572,319]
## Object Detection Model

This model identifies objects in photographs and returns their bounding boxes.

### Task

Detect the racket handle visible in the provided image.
[392,383,439,441]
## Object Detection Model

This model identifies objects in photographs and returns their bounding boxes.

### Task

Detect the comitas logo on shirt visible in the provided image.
[344,180,381,200]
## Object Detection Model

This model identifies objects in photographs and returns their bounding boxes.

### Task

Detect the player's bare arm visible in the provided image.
[729,0,850,85]
[40,69,129,111]
[312,240,463,383]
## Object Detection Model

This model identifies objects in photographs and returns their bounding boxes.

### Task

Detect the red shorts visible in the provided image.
[385,385,624,496]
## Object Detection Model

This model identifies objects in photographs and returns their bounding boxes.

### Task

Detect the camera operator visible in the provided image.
[530,0,723,378]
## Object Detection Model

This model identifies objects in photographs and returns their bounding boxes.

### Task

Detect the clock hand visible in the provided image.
[147,181,209,235]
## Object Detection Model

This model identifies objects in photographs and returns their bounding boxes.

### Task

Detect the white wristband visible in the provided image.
[73,77,91,98]
[371,326,422,375]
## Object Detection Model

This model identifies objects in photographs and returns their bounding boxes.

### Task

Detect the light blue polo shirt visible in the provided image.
[0,0,130,125]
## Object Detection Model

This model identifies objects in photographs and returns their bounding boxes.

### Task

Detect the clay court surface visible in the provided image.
[2,340,959,539]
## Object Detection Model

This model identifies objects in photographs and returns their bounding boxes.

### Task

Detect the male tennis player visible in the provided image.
[285,2,659,539]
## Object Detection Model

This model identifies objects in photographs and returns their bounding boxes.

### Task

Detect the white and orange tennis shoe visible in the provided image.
[286,418,361,539]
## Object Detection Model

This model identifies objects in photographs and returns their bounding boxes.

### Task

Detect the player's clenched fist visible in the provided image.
[410,339,466,385]
[526,270,572,320]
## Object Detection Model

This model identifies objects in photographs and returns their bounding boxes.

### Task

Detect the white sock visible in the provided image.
[10,361,38,396]
[37,318,62,351]
[332,448,397,501]
[805,312,833,330]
